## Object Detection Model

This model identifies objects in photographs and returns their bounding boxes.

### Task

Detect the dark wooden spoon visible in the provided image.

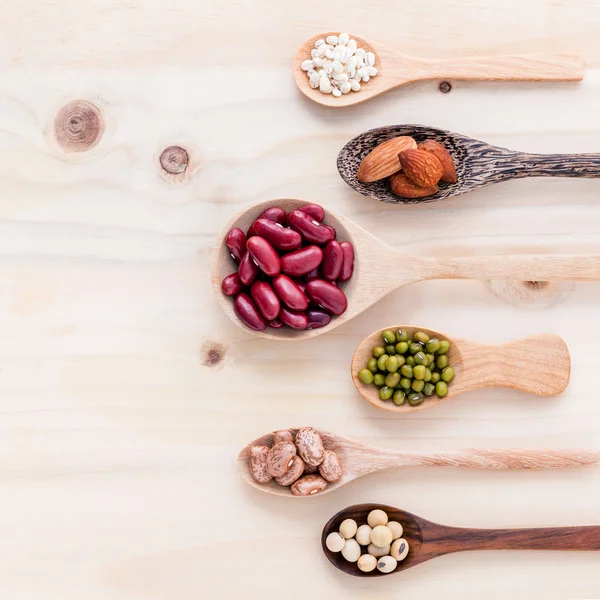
[337,125,600,203]
[322,503,600,577]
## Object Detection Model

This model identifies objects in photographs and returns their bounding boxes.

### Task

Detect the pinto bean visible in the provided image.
[295,427,325,467]
[248,445,272,484]
[266,441,297,477]
[275,455,305,486]
[246,236,281,277]
[273,430,294,445]
[234,293,267,331]
[291,474,328,496]
[319,450,343,482]
[306,279,348,316]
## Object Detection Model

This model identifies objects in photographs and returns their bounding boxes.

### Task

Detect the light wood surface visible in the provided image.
[3,1,600,599]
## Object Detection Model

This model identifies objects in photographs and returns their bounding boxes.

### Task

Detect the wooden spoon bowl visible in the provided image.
[352,326,570,413]
[322,504,600,576]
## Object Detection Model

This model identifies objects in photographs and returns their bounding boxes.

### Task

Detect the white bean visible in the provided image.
[367,509,388,528]
[356,68,367,80]
[313,57,323,67]
[391,538,410,561]
[325,531,345,552]
[366,51,375,66]
[339,518,358,539]
[355,524,372,545]
[338,32,350,45]
[366,66,378,76]
[377,555,398,573]
[333,73,348,83]
[350,80,361,91]
[309,72,320,89]
[326,35,338,45]
[387,521,403,540]
[332,60,344,73]
[332,88,342,97]
[318,69,325,77]
[311,49,318,59]
[358,554,377,573]
[362,75,370,83]
[319,76,332,93]
[317,44,328,57]
[341,539,361,562]
[315,38,325,48]
[301,59,314,71]
[346,39,357,53]
[340,81,352,94]
[325,48,334,59]
[355,48,366,58]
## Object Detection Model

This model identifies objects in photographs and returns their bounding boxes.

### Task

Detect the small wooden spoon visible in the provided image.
[212,198,600,339]
[322,503,600,576]
[293,32,583,108]
[238,429,599,498]
[352,326,570,413]
[338,124,600,203]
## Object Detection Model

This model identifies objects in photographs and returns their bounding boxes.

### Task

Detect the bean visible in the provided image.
[414,352,427,365]
[423,383,435,396]
[225,227,246,262]
[385,344,397,355]
[382,330,396,344]
[372,346,385,358]
[413,365,426,380]
[258,206,286,224]
[291,474,328,496]
[436,381,448,397]
[278,307,308,330]
[358,369,374,384]
[305,268,320,280]
[338,241,355,282]
[414,331,430,344]
[238,252,259,286]
[251,219,302,252]
[426,353,435,366]
[410,342,422,354]
[426,339,440,353]
[431,372,441,384]
[408,392,424,406]
[269,318,283,328]
[377,354,389,371]
[250,281,281,321]
[306,279,348,316]
[272,274,308,311]
[424,368,432,382]
[379,386,393,401]
[442,367,455,382]
[393,390,406,406]
[287,210,335,245]
[411,379,424,392]
[386,355,400,373]
[321,241,343,281]
[385,372,401,388]
[298,203,325,222]
[221,273,244,296]
[396,355,406,367]
[373,374,385,386]
[305,309,331,329]
[281,246,324,277]
[367,357,378,372]
[400,377,411,390]
[234,293,267,331]
[396,341,409,354]
[396,329,408,342]
[246,236,281,277]
[325,225,337,240]
[405,356,415,366]
[438,340,450,354]
[436,355,449,369]
[400,364,413,378]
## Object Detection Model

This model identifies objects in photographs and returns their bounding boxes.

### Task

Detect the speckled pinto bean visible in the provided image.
[321,240,343,281]
[225,228,246,262]
[305,309,331,329]
[272,274,308,311]
[272,430,294,445]
[251,219,302,252]
[275,455,305,486]
[278,306,308,330]
[234,293,267,331]
[291,474,328,496]
[295,427,325,466]
[248,445,272,483]
[258,206,286,224]
[238,252,259,286]
[319,450,342,482]
[250,281,280,321]
[287,210,335,245]
[266,441,297,477]
[221,273,244,297]
[339,241,355,282]
[246,236,281,277]
[297,203,325,222]
[280,246,324,277]
[306,279,348,316]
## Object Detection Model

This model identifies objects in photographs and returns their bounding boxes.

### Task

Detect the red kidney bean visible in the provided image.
[238,251,259,286]
[321,240,343,281]
[278,307,308,330]
[251,218,302,252]
[226,228,246,262]
[246,236,281,277]
[306,279,348,316]
[269,318,283,328]
[305,268,320,280]
[339,241,355,282]
[287,210,335,245]
[272,274,308,311]
[325,225,336,240]
[234,293,267,331]
[294,279,307,294]
[259,207,286,224]
[221,273,244,296]
[250,281,281,321]
[298,203,325,222]
[280,245,324,277]
[305,309,331,329]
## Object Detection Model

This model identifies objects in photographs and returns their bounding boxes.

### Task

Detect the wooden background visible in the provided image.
[2,1,600,598]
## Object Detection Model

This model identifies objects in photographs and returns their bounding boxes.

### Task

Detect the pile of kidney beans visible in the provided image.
[221,203,355,331]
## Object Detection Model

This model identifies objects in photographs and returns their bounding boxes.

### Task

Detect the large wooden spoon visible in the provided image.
[212,198,600,339]
[352,326,570,413]
[293,32,583,108]
[322,503,600,576]
[238,429,599,498]
[338,125,600,203]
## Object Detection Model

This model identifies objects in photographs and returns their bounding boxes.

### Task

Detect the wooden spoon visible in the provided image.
[238,429,599,498]
[322,503,600,576]
[352,326,570,413]
[212,198,600,339]
[292,32,583,108]
[338,124,600,203]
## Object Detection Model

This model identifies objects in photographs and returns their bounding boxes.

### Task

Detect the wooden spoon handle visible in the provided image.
[501,152,600,179]
[425,52,583,81]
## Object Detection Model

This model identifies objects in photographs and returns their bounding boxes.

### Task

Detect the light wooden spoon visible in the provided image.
[338,124,600,203]
[292,32,583,108]
[322,503,600,576]
[212,198,600,340]
[238,428,599,498]
[352,326,570,413]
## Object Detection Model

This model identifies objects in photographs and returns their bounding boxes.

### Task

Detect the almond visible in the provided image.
[389,173,438,199]
[418,140,457,183]
[398,149,444,188]
[356,136,417,183]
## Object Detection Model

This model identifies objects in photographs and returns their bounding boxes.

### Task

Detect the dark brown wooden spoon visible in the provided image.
[338,125,600,203]
[322,503,600,577]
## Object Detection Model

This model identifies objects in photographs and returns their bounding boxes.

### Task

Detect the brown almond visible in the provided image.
[398,149,444,188]
[418,140,457,183]
[389,173,438,199]
[356,136,417,183]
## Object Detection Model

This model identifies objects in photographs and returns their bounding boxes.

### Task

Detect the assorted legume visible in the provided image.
[222,203,354,331]
[357,329,454,405]
[326,509,409,573]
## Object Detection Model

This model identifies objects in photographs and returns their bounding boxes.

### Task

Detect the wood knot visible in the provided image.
[201,341,227,368]
[54,100,104,152]
[486,280,574,308]
[160,146,189,174]
[438,81,452,93]
[524,281,549,290]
